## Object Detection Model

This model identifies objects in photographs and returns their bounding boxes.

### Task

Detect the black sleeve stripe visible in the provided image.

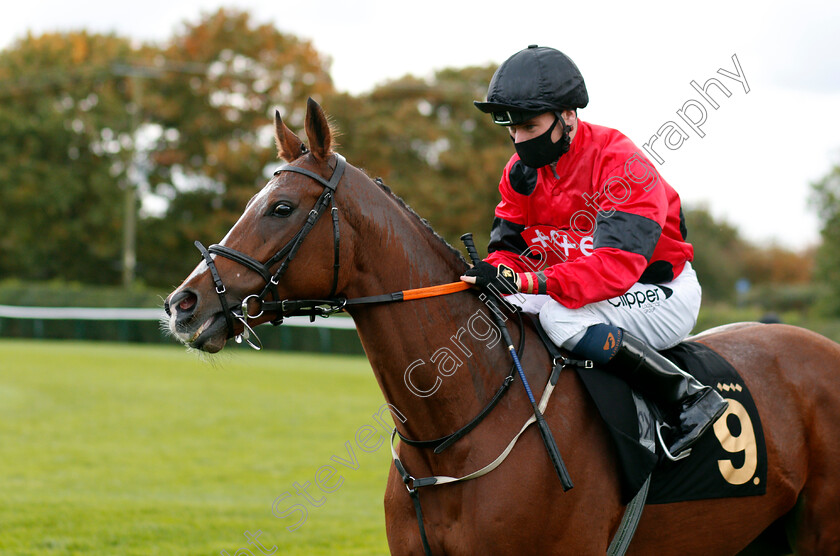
[536,271,548,294]
[593,210,661,261]
[639,260,675,284]
[488,217,529,255]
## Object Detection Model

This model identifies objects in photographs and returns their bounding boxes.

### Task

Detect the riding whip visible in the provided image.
[461,233,573,491]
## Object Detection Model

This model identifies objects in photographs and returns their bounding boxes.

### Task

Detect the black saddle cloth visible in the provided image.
[576,341,768,504]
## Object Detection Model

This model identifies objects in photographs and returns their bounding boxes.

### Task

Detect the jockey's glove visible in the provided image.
[462,262,520,295]
[462,262,548,296]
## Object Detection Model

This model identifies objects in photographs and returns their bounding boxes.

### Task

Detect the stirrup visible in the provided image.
[655,421,691,462]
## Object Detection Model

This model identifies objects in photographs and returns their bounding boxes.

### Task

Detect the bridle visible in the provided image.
[182,152,471,350]
[193,153,347,349]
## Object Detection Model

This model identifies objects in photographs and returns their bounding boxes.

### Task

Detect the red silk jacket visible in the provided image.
[484,120,694,309]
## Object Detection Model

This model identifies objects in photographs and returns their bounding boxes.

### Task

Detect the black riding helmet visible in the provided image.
[475,45,589,125]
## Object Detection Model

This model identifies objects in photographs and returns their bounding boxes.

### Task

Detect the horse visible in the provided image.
[165,98,840,555]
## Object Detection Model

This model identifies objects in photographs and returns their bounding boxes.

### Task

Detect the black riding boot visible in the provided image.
[605,332,728,459]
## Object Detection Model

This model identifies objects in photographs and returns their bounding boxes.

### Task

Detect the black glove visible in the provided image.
[462,261,519,294]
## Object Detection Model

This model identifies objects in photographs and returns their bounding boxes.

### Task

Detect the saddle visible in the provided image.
[531,317,768,505]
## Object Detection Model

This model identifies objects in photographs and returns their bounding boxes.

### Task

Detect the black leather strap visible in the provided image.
[278,155,345,191]
[398,372,515,453]
[328,201,340,298]
[392,451,434,556]
[409,487,433,555]
[195,240,235,338]
[526,313,593,379]
[398,310,524,453]
[208,244,273,283]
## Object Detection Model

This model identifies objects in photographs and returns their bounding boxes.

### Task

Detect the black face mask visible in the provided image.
[513,115,571,169]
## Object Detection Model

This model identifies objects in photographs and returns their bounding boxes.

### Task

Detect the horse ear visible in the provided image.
[304,97,332,161]
[274,109,306,162]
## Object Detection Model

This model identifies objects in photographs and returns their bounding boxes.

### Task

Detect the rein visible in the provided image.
[261,281,472,322]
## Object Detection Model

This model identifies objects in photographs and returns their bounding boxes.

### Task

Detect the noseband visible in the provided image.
[194,153,346,348]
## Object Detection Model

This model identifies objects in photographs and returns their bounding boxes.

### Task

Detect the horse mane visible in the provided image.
[369,173,468,267]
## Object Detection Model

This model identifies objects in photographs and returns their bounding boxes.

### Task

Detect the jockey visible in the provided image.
[461,45,727,459]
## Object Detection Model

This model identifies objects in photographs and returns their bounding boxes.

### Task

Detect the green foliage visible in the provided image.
[694,303,840,344]
[137,8,335,288]
[682,206,747,303]
[810,159,840,315]
[0,9,334,288]
[741,283,828,314]
[0,279,166,308]
[0,7,824,316]
[684,205,816,308]
[326,66,513,256]
[0,341,391,555]
[0,31,136,283]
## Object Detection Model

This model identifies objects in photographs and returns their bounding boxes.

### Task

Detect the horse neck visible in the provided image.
[341,175,509,440]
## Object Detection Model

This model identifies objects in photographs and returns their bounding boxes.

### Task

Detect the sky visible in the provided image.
[2,0,839,250]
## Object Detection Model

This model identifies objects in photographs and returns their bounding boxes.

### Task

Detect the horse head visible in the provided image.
[165,98,354,352]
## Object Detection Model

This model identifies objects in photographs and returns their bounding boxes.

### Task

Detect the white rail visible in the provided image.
[0,305,357,329]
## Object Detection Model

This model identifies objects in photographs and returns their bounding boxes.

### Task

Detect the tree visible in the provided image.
[684,204,818,311]
[136,8,335,287]
[133,9,333,286]
[810,158,840,315]
[325,66,512,256]
[682,206,749,303]
[740,245,814,286]
[0,9,336,288]
[0,31,137,283]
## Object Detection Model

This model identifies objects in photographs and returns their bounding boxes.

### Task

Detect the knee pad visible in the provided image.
[570,323,624,365]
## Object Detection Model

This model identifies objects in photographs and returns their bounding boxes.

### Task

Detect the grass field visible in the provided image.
[0,340,394,556]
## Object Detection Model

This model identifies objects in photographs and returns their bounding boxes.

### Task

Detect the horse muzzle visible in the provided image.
[165,288,230,353]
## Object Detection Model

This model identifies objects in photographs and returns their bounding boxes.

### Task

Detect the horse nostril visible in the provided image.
[168,290,198,317]
[178,292,198,312]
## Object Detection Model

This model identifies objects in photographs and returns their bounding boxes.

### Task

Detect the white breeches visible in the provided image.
[509,263,702,351]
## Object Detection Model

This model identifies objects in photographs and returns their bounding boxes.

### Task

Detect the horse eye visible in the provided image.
[271,202,294,218]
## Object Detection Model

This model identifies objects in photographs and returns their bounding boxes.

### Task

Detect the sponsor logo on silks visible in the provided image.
[520,225,594,267]
[608,285,673,309]
[603,332,616,351]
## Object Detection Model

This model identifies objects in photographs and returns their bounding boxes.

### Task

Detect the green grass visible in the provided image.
[0,340,393,556]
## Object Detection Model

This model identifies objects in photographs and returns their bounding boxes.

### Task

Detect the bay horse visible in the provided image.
[165,99,840,555]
